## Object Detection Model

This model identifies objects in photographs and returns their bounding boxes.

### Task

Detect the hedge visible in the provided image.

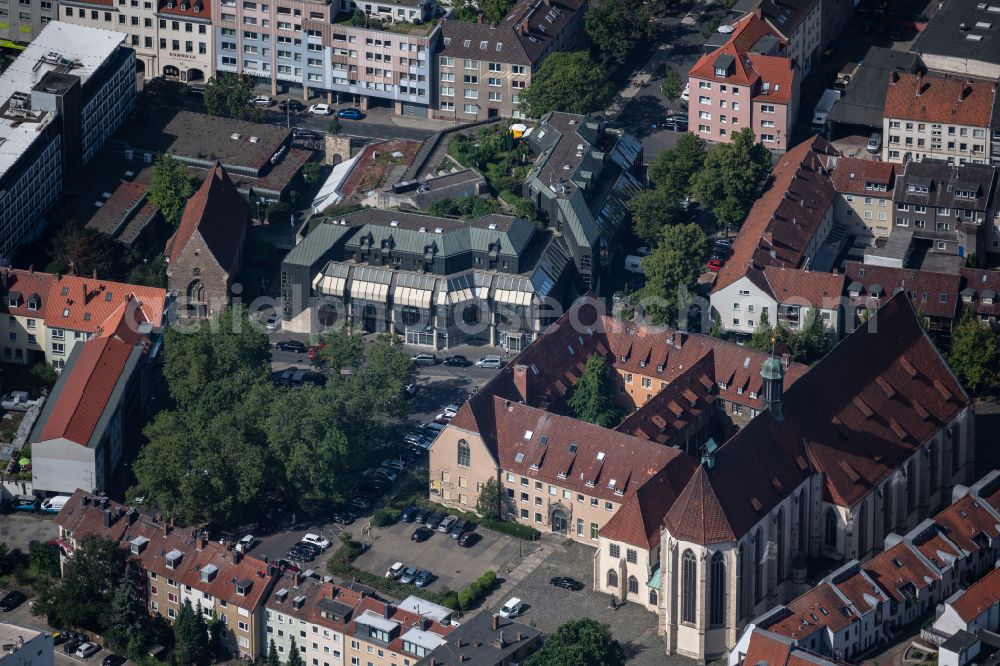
[482,518,540,541]
[371,508,401,527]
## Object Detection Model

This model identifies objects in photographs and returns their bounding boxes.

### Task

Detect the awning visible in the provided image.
[352,280,390,302]
[447,287,475,305]
[647,565,660,589]
[312,272,347,298]
[393,285,432,309]
[495,289,533,306]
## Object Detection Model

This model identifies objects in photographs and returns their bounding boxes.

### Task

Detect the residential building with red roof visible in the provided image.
[165,164,250,317]
[882,72,999,165]
[55,490,277,660]
[729,625,849,666]
[687,13,800,151]
[431,291,973,663]
[935,565,1000,637]
[829,157,896,241]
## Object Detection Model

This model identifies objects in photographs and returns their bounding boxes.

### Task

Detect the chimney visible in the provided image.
[162,521,169,537]
[92,269,97,280]
[197,531,206,551]
[103,509,112,528]
[27,264,33,275]
[127,509,138,525]
[82,283,88,304]
[293,571,302,588]
[891,71,899,84]
[383,603,393,620]
[513,364,531,404]
[491,614,500,631]
[234,549,243,564]
[520,19,528,32]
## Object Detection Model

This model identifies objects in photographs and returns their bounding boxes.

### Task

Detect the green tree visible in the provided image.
[315,328,365,374]
[709,317,725,339]
[203,74,255,120]
[33,535,126,632]
[566,354,622,428]
[107,581,151,657]
[949,309,1000,393]
[302,161,322,186]
[149,154,196,227]
[636,223,708,325]
[747,309,777,353]
[648,133,706,196]
[692,128,773,231]
[327,118,342,135]
[286,637,305,666]
[267,640,281,666]
[627,187,681,245]
[527,619,625,666]
[479,0,515,23]
[660,70,682,100]
[790,308,832,365]
[29,542,60,578]
[584,0,654,63]
[45,222,121,278]
[125,254,168,289]
[173,601,210,666]
[475,477,501,520]
[520,52,613,117]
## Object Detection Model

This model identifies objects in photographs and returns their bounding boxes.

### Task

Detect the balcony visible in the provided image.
[776,305,800,325]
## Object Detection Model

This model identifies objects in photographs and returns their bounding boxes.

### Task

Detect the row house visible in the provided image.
[431,289,974,663]
[729,625,848,666]
[688,13,800,152]
[733,470,1000,662]
[892,161,1000,263]
[415,611,541,666]
[265,570,455,666]
[60,0,212,82]
[843,261,960,335]
[829,157,896,242]
[55,491,278,660]
[882,72,998,166]
[756,0,822,76]
[0,268,166,369]
[430,0,585,122]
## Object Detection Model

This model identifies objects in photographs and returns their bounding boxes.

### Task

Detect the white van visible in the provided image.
[41,495,71,514]
[499,597,525,618]
[475,356,503,369]
[624,255,645,275]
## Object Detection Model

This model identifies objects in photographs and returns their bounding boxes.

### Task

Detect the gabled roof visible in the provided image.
[829,157,896,197]
[664,465,739,544]
[763,582,858,639]
[45,274,166,333]
[165,164,250,270]
[740,626,849,666]
[843,262,960,320]
[598,458,699,548]
[950,565,1000,622]
[690,14,781,87]
[762,267,845,309]
[884,72,997,127]
[713,136,839,293]
[935,493,1000,556]
[863,542,940,603]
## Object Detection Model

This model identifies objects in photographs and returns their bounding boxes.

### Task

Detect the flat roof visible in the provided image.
[0,21,125,180]
[828,47,921,129]
[397,596,452,622]
[354,610,398,633]
[0,620,45,646]
[911,0,1000,73]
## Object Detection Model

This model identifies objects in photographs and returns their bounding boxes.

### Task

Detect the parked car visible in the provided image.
[338,108,363,120]
[331,509,355,525]
[103,655,127,666]
[309,103,333,115]
[76,642,100,658]
[424,511,444,529]
[475,355,502,369]
[411,526,433,542]
[348,496,370,512]
[296,540,322,557]
[275,558,300,573]
[550,576,584,591]
[251,95,274,107]
[374,467,398,483]
[680,82,690,101]
[6,495,36,512]
[399,506,419,523]
[499,597,525,618]
[384,459,406,472]
[459,531,480,547]
[302,533,331,550]
[51,631,66,645]
[286,546,315,563]
[293,128,322,140]
[411,353,438,366]
[277,99,304,112]
[414,570,434,588]
[443,355,468,367]
[63,638,83,654]
[414,508,431,524]
[0,591,26,611]
[275,340,308,353]
[434,413,454,422]
[450,519,468,538]
[264,312,280,330]
[867,132,883,153]
[238,534,255,551]
[706,258,723,272]
[438,515,458,533]
[385,561,405,579]
[399,566,418,584]
[661,114,688,132]
[40,495,70,514]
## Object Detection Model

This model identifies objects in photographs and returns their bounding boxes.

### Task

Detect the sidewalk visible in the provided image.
[481,541,550,611]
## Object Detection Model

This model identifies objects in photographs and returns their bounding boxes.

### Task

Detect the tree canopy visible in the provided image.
[107,581,153,658]
[949,310,999,393]
[636,223,708,325]
[172,601,211,666]
[660,70,682,100]
[745,308,832,365]
[584,0,654,63]
[629,134,706,244]
[476,477,501,519]
[627,188,681,246]
[692,128,773,230]
[33,535,126,633]
[149,154,197,227]
[133,312,414,526]
[519,52,613,117]
[452,0,514,23]
[204,74,256,121]
[566,354,622,428]
[527,619,625,666]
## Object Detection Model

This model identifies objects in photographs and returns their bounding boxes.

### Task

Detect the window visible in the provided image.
[760,104,774,113]
[457,440,470,467]
[824,507,837,548]
[591,522,599,540]
[628,576,639,595]
[682,550,696,623]
[609,543,620,558]
[626,548,637,564]
[698,95,711,105]
[710,551,725,626]
[607,569,618,587]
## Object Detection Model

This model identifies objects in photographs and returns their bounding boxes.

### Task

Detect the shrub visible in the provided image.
[371,508,400,527]
[266,202,290,224]
[482,518,540,541]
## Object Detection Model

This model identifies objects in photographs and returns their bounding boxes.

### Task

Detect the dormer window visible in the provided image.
[718,381,727,390]
[620,355,627,362]
[656,364,663,372]
[165,549,182,569]
[235,578,252,596]
[715,67,727,76]
[639,360,646,368]
[200,564,218,583]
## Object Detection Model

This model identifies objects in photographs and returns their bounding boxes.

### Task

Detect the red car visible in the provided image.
[707,258,724,272]
[307,341,326,361]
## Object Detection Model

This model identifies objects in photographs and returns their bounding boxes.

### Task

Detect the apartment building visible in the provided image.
[892,161,1000,262]
[882,72,998,165]
[909,0,1000,80]
[0,22,135,265]
[415,612,542,666]
[0,268,166,368]
[829,157,896,241]
[431,0,585,122]
[60,0,212,82]
[757,0,821,76]
[0,0,55,44]
[687,13,800,152]
[0,622,54,666]
[843,262,961,335]
[55,491,278,661]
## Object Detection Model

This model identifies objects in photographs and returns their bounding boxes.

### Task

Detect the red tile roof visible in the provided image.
[42,273,166,334]
[37,334,139,446]
[664,465,739,543]
[598,459,698,548]
[156,0,212,19]
[713,136,840,293]
[0,270,55,318]
[959,268,1000,319]
[863,542,939,603]
[165,164,249,270]
[844,262,960,320]
[689,14,780,88]
[934,494,1000,557]
[749,54,796,105]
[911,527,963,573]
[830,158,896,197]
[884,73,996,127]
[345,595,454,658]
[740,627,850,666]
[762,267,846,308]
[951,565,1000,622]
[829,566,888,614]
[763,583,858,640]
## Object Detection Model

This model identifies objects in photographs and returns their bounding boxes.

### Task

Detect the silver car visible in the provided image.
[438,515,458,533]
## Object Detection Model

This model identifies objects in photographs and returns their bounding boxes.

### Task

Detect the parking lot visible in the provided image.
[352,518,532,593]
[0,512,59,551]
